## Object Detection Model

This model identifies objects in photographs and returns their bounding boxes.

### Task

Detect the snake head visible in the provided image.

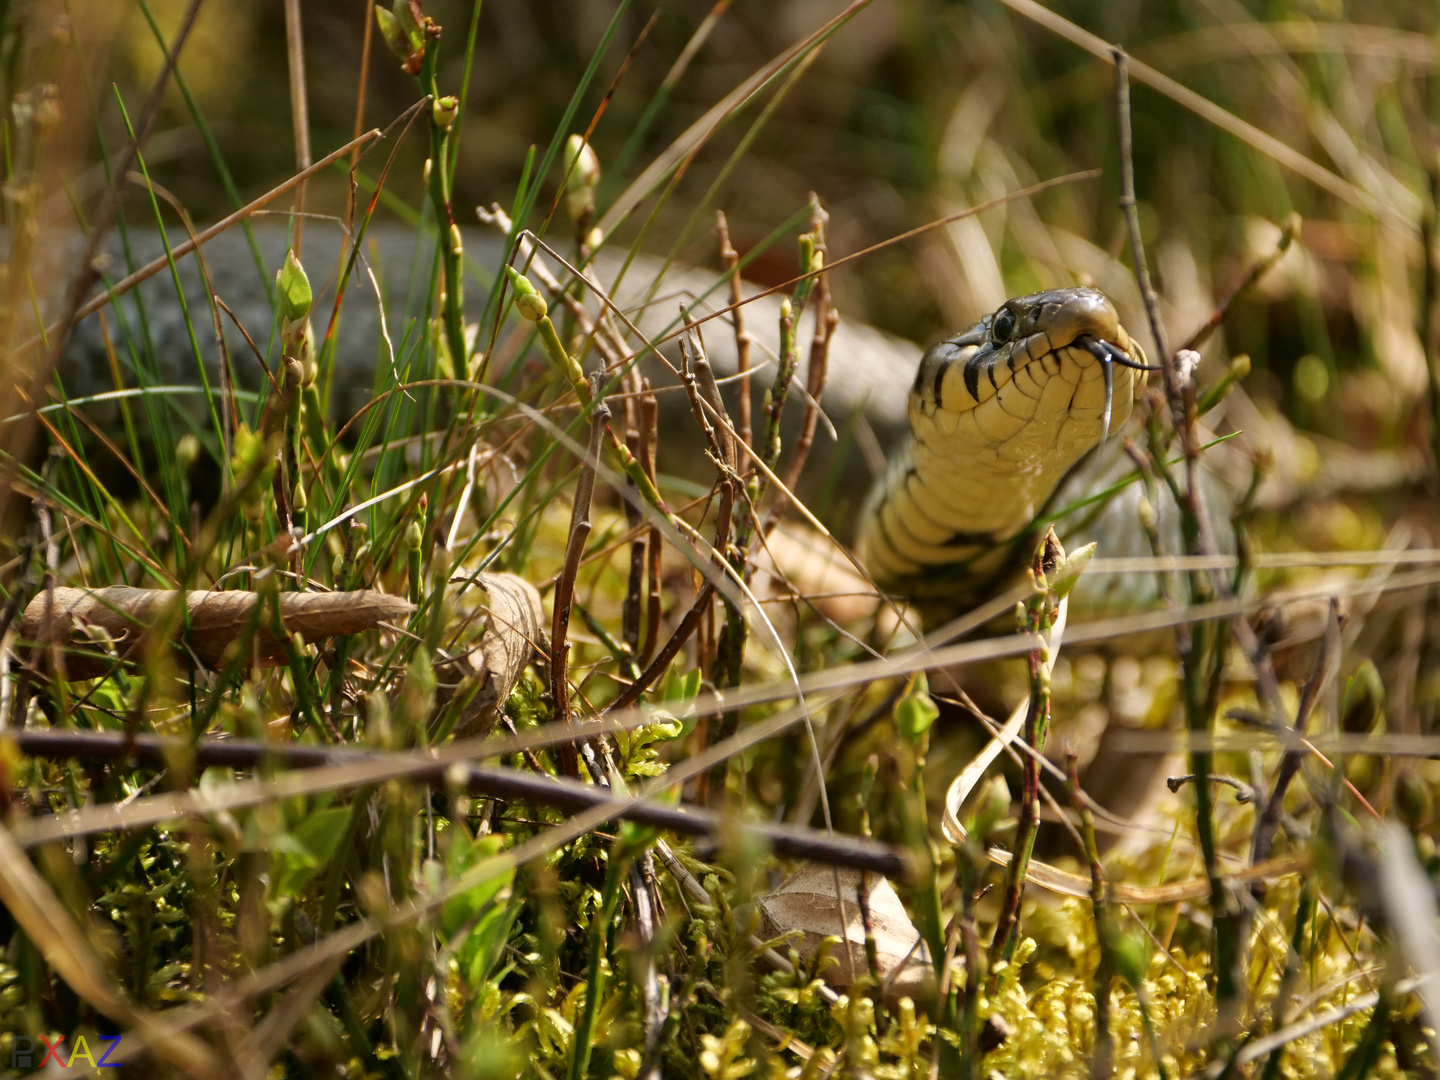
[982,287,1127,354]
[983,288,1157,439]
[911,286,1147,425]
[869,286,1152,587]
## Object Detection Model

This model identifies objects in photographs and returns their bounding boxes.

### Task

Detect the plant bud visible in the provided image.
[505,266,548,322]
[276,249,312,325]
[1137,496,1156,529]
[432,95,458,130]
[963,775,1011,845]
[895,675,938,744]
[1395,767,1433,830]
[282,355,305,394]
[566,186,594,224]
[563,134,601,189]
[175,433,200,470]
[375,1,428,74]
[1341,659,1384,734]
[34,85,61,136]
[405,518,424,551]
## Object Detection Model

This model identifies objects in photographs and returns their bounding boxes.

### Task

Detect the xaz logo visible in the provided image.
[10,1035,122,1068]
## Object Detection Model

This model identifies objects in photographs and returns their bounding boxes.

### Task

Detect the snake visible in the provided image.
[859,287,1158,593]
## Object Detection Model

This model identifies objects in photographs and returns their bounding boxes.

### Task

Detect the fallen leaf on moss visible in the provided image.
[757,863,932,1000]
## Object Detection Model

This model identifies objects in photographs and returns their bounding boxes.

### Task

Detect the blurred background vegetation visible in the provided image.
[97,0,1440,509]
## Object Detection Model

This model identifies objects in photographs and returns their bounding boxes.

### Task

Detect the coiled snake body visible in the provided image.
[860,287,1153,592]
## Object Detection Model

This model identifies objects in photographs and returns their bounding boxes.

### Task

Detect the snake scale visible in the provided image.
[859,287,1155,592]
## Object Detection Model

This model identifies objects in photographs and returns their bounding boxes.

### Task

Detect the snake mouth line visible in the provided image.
[1080,335,1162,440]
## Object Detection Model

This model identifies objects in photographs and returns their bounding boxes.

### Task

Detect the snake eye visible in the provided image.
[991,307,1016,343]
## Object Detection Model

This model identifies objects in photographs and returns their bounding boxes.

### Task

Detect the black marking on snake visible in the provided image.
[931,352,950,409]
[986,354,1000,392]
[963,348,986,401]
[945,529,994,548]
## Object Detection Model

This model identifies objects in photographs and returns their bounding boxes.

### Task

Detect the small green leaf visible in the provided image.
[392,0,426,50]
[963,776,1012,844]
[373,5,410,62]
[1109,928,1150,989]
[896,681,939,743]
[442,829,511,937]
[660,666,701,706]
[272,805,352,896]
[462,899,523,991]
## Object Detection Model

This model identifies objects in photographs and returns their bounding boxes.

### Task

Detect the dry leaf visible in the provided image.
[757,864,932,1000]
[445,572,545,739]
[20,586,413,679]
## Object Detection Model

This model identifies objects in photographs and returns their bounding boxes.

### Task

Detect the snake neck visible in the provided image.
[860,287,1146,593]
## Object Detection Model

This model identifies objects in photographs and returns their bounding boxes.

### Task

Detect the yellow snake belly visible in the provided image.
[859,287,1148,590]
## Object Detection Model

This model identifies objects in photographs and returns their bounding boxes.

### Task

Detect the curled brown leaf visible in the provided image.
[20,586,414,679]
[445,572,545,739]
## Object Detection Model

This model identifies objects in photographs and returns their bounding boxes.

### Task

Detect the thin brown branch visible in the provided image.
[551,379,610,777]
[284,0,312,256]
[772,196,835,526]
[607,481,733,716]
[716,210,752,473]
[7,728,907,877]
[639,386,662,666]
[350,0,375,172]
[1179,213,1300,354]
